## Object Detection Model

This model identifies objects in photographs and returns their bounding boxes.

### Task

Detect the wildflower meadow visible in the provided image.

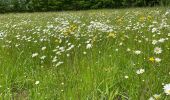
[0,7,170,100]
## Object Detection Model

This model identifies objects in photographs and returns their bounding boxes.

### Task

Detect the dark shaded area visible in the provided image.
[0,0,169,13]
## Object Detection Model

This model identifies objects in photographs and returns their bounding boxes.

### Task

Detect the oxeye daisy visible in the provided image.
[168,33,170,36]
[32,53,38,58]
[153,94,161,99]
[40,56,46,60]
[56,61,64,67]
[41,46,46,51]
[155,57,161,63]
[152,28,157,33]
[148,97,155,100]
[86,44,92,49]
[163,83,170,95]
[126,48,131,52]
[0,32,5,37]
[136,68,145,75]
[154,47,162,54]
[152,40,157,45]
[134,50,141,55]
[83,51,87,55]
[124,76,129,79]
[158,38,165,43]
[35,81,40,85]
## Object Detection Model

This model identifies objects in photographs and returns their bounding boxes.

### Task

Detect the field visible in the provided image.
[0,7,170,100]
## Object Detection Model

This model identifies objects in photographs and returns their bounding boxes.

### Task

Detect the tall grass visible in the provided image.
[0,7,170,99]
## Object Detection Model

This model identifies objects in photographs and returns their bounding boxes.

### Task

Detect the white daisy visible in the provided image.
[40,56,46,60]
[35,81,40,85]
[136,68,145,74]
[148,97,155,100]
[158,38,165,43]
[152,40,157,45]
[83,51,87,55]
[66,54,70,57]
[168,33,170,36]
[56,61,64,67]
[124,76,129,79]
[32,53,38,58]
[152,28,157,33]
[154,47,162,54]
[155,57,161,63]
[41,47,46,51]
[163,83,170,95]
[153,94,161,99]
[86,44,92,49]
[134,50,141,55]
[127,48,131,52]
[0,32,5,38]
[52,57,57,63]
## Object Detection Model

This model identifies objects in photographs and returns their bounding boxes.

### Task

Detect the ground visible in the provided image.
[0,7,170,100]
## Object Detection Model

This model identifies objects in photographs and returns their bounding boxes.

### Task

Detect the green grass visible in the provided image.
[0,7,170,100]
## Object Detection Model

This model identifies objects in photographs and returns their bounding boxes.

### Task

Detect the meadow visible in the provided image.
[0,7,170,100]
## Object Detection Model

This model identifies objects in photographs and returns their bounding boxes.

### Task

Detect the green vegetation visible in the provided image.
[0,0,170,13]
[0,7,170,99]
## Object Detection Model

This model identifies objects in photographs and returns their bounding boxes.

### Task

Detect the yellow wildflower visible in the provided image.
[147,15,152,20]
[139,16,145,21]
[92,36,97,43]
[149,57,155,62]
[108,32,116,38]
[118,18,122,22]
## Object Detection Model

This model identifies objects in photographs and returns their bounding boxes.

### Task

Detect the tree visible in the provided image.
[0,0,169,13]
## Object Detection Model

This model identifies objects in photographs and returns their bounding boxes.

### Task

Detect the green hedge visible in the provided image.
[0,0,169,13]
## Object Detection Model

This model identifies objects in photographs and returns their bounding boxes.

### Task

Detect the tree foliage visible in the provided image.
[0,0,169,13]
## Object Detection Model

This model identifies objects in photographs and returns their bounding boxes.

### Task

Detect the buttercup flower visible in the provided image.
[149,57,154,62]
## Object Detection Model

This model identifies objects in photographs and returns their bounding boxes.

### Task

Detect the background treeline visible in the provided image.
[0,0,170,13]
